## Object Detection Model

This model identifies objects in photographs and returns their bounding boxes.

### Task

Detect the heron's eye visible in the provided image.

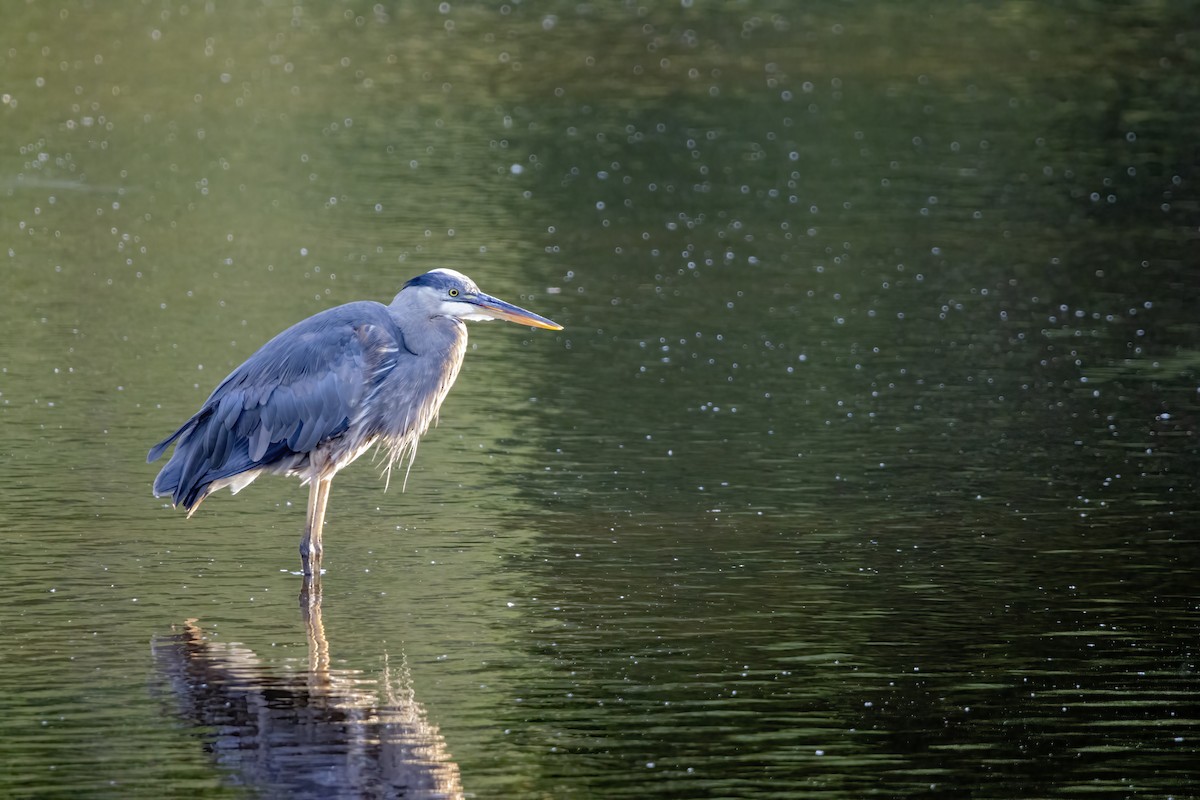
[448,288,459,297]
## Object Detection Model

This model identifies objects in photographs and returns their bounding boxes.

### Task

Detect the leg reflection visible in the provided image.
[299,572,329,676]
[154,579,463,799]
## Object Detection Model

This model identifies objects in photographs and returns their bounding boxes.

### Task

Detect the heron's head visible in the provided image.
[399,268,562,330]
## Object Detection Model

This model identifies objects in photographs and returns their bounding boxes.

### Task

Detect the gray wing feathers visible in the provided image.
[148,302,410,510]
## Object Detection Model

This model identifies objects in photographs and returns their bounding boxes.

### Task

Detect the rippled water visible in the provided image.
[2,2,1198,798]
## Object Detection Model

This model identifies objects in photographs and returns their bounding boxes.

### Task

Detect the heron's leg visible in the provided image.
[301,479,323,574]
[312,476,332,556]
[301,481,315,570]
[300,476,334,575]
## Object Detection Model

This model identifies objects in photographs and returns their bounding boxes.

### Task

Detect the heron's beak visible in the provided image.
[469,293,563,330]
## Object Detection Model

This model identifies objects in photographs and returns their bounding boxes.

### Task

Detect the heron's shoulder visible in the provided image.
[261,301,403,345]
[224,303,402,378]
[320,302,423,363]
[297,300,393,329]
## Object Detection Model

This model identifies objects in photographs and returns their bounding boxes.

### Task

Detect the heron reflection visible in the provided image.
[153,580,463,799]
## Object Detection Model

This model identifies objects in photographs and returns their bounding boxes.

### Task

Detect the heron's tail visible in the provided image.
[148,416,211,511]
[148,422,192,463]
[150,407,296,513]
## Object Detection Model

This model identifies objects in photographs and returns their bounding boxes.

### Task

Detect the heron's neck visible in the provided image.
[387,296,467,356]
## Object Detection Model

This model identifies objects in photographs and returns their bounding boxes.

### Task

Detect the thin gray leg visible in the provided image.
[300,477,333,575]
[312,477,331,557]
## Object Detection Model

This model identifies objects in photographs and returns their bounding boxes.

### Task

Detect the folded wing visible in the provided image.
[148,303,408,512]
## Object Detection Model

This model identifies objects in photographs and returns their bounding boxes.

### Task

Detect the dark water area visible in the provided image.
[1,2,1198,798]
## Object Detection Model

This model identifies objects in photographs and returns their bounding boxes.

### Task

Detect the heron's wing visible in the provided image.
[150,303,410,510]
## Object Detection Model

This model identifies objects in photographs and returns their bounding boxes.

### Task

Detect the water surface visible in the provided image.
[2,2,1198,797]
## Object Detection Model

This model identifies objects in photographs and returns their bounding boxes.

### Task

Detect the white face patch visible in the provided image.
[439,299,496,321]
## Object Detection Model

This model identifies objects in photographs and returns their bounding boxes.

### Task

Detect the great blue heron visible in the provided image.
[148,268,561,575]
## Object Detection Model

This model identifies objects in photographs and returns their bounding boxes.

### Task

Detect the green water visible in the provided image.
[2,2,1198,797]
